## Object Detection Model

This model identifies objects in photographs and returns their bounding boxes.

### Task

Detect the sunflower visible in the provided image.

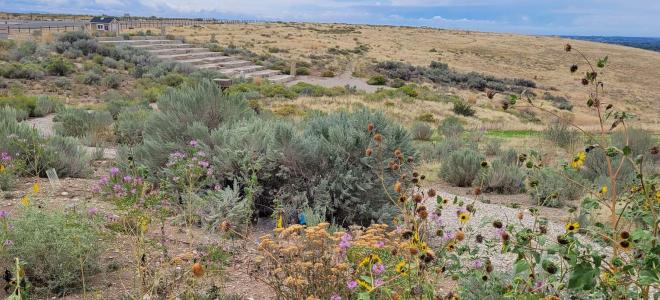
[395,260,409,275]
[446,241,456,251]
[565,222,580,233]
[358,254,382,268]
[356,278,373,291]
[570,151,586,168]
[458,212,470,224]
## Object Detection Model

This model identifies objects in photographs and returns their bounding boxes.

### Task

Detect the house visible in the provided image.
[90,16,119,32]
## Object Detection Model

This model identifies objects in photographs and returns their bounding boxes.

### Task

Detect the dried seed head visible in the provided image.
[394,181,402,193]
[564,43,572,52]
[368,123,375,132]
[581,78,589,86]
[501,232,510,241]
[492,220,503,229]
[620,231,630,240]
[192,263,204,277]
[394,149,402,157]
[427,189,436,198]
[420,174,426,180]
[413,194,423,203]
[412,171,419,178]
[391,163,400,170]
[517,212,524,220]
[365,148,373,157]
[570,64,578,73]
[373,133,383,142]
[475,234,484,243]
[486,89,496,99]
[474,187,482,196]
[407,156,414,163]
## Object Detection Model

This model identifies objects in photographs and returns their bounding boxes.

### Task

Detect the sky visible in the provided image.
[1,0,659,37]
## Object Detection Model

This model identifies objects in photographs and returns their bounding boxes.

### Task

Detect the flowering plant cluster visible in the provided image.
[0,151,25,191]
[160,140,216,203]
[96,166,149,208]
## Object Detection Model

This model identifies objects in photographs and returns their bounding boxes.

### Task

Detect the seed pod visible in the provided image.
[455,230,465,241]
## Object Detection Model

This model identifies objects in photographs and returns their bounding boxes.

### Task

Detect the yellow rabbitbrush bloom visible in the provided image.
[0,164,5,173]
[20,195,30,206]
[570,151,586,168]
[32,182,40,194]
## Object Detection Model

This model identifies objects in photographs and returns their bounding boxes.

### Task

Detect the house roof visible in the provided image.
[90,16,117,23]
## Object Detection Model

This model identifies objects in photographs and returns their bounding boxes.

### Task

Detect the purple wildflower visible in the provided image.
[198,160,209,168]
[3,240,13,246]
[330,295,341,300]
[99,176,109,185]
[372,263,385,275]
[189,140,198,147]
[375,240,385,248]
[0,152,11,161]
[88,207,98,216]
[123,175,133,183]
[374,279,384,287]
[110,167,120,175]
[0,210,7,218]
[472,259,483,269]
[347,280,357,290]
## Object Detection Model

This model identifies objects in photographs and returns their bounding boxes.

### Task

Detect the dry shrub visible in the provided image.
[254,223,352,299]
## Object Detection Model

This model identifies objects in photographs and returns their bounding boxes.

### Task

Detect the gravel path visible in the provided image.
[22,114,117,160]
[424,189,576,272]
[287,62,388,93]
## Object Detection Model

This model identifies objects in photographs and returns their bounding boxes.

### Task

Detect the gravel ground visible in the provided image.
[424,190,582,272]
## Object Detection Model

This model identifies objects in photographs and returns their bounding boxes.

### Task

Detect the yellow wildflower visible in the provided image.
[570,151,586,168]
[276,213,284,229]
[0,164,5,173]
[356,278,372,291]
[20,195,30,206]
[599,185,608,194]
[565,222,580,233]
[395,260,409,275]
[32,182,40,194]
[358,254,382,268]
[458,212,470,224]
[656,191,660,201]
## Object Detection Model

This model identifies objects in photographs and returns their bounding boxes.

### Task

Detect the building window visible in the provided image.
[97,24,104,30]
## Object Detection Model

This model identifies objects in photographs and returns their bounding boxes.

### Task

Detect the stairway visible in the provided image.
[98,37,295,83]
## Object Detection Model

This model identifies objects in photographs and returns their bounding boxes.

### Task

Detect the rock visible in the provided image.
[61,191,69,196]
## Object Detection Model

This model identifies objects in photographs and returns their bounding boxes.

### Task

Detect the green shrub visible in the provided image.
[289,82,345,97]
[102,74,121,89]
[612,128,657,161]
[33,95,61,117]
[543,92,573,111]
[484,139,501,156]
[399,85,418,97]
[415,113,436,123]
[45,135,92,178]
[295,67,311,75]
[440,148,483,187]
[160,73,186,87]
[54,77,72,89]
[115,108,151,145]
[0,106,29,121]
[452,101,475,116]
[367,75,387,85]
[0,63,45,80]
[528,167,585,207]
[43,56,74,76]
[2,207,102,295]
[0,94,36,116]
[55,108,113,138]
[389,78,405,88]
[475,159,525,194]
[411,121,433,141]
[80,71,101,85]
[321,70,335,77]
[544,121,580,149]
[101,57,119,69]
[0,78,6,89]
[438,116,464,137]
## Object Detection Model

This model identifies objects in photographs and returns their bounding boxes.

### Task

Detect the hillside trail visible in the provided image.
[23,114,117,159]
[288,60,384,92]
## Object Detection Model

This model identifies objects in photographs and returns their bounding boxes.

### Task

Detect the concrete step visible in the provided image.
[133,43,196,50]
[178,56,233,65]
[245,69,282,79]
[99,39,181,46]
[147,48,208,55]
[218,65,265,76]
[200,60,253,70]
[267,74,295,83]
[157,51,223,61]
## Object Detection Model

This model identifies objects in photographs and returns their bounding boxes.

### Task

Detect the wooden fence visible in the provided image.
[0,18,262,39]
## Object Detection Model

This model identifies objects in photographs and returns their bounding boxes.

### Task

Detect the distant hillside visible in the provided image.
[562,36,660,52]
